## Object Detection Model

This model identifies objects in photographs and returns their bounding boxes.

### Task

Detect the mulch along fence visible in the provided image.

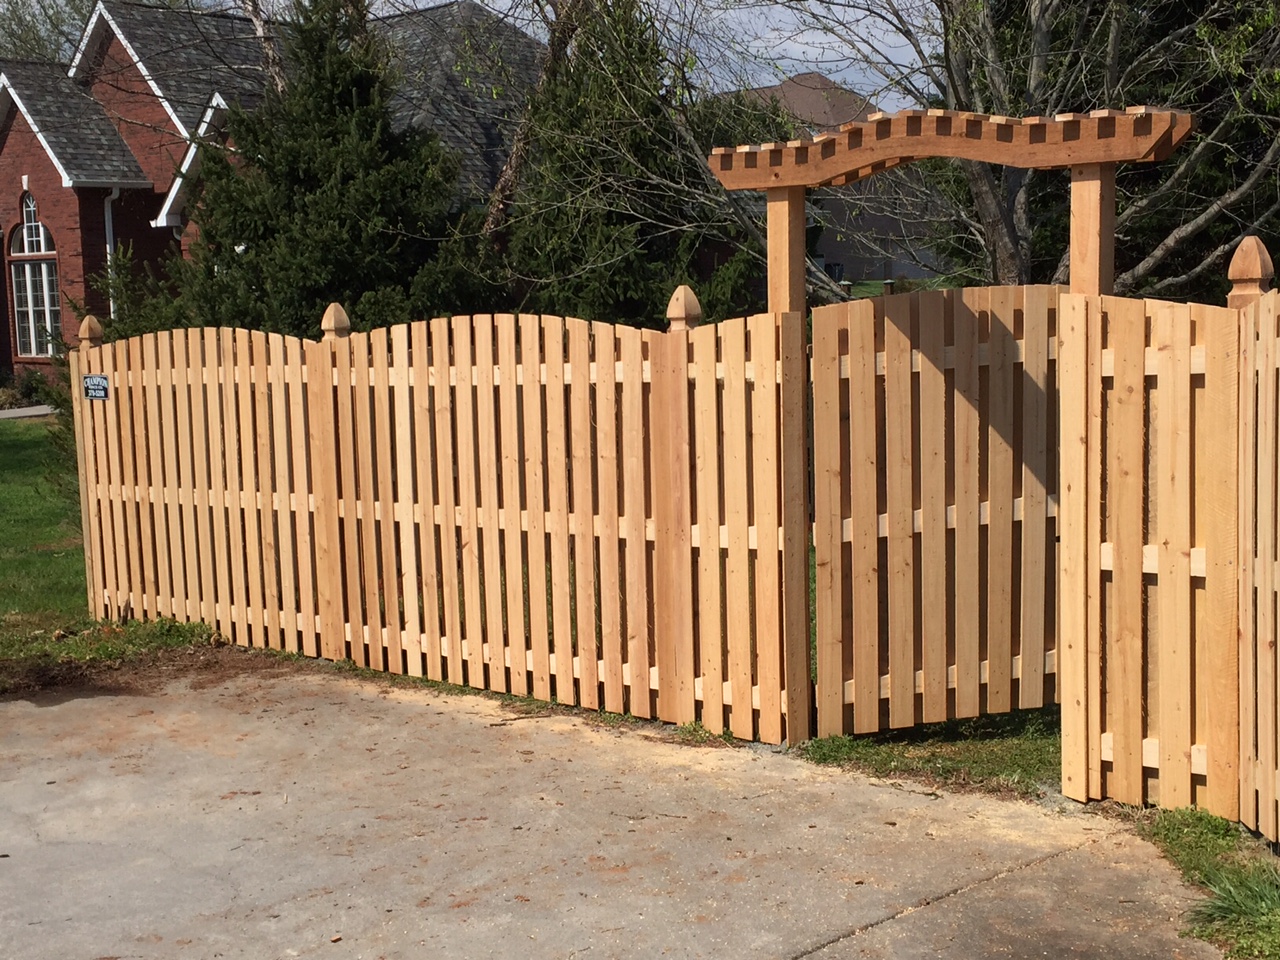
[70,278,1280,839]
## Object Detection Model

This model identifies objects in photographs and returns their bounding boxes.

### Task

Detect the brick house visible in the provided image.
[0,0,540,377]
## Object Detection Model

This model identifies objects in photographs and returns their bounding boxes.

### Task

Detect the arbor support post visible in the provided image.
[1069,163,1116,296]
[767,186,806,316]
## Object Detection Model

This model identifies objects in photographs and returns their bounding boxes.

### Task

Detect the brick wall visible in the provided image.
[0,108,86,377]
[88,35,184,194]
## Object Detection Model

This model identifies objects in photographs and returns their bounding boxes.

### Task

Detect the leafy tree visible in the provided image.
[0,0,95,61]
[124,0,470,339]
[772,0,1280,300]
[494,0,797,326]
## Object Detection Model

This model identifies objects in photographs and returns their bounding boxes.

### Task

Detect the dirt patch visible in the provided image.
[0,643,295,701]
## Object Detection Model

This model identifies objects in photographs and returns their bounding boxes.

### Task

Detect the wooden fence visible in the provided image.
[810,286,1059,735]
[1057,294,1240,817]
[1240,290,1280,836]
[68,307,811,744]
[71,271,1280,839]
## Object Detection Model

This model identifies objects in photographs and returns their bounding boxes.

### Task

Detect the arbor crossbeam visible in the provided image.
[709,106,1194,311]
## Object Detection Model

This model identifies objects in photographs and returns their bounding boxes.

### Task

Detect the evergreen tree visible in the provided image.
[162,0,466,338]
[499,0,794,327]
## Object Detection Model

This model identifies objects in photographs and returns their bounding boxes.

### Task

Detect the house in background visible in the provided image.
[744,71,936,286]
[0,0,540,377]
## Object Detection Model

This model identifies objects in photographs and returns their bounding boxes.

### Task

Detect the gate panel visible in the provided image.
[810,287,1061,735]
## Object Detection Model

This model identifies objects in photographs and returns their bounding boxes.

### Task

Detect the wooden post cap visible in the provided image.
[666,285,702,332]
[78,314,103,349]
[1228,236,1274,310]
[321,302,351,340]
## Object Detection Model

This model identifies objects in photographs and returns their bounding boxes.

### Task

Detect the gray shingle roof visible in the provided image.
[0,60,147,185]
[97,0,267,134]
[380,1,543,195]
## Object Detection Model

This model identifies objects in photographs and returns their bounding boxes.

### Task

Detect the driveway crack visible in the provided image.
[787,836,1103,960]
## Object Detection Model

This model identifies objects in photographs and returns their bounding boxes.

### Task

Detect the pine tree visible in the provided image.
[172,0,466,338]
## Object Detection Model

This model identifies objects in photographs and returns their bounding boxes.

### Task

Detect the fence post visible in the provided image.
[1228,236,1275,311]
[72,315,104,618]
[308,303,349,660]
[651,286,698,725]
[779,308,813,744]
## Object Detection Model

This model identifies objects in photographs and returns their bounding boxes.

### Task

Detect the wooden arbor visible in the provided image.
[708,107,1194,314]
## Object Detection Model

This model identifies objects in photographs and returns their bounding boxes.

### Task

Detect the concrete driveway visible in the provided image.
[0,651,1218,959]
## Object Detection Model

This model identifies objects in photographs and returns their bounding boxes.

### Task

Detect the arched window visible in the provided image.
[10,194,59,357]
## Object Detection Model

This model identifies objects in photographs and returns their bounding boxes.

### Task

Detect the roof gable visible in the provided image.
[70,0,267,138]
[0,61,148,187]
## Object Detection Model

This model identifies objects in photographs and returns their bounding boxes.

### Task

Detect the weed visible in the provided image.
[1142,807,1280,959]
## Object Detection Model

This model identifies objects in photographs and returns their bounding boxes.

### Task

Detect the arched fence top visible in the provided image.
[708,106,1194,191]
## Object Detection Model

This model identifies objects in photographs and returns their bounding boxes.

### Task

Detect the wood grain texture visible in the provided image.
[1019,287,1051,708]
[1106,296,1147,805]
[497,317,528,696]
[986,287,1017,713]
[917,290,947,722]
[569,319,600,709]
[543,316,575,703]
[848,300,881,733]
[721,318,754,738]
[473,318,506,689]
[812,304,845,736]
[593,322,625,715]
[521,314,552,701]
[751,313,783,742]
[618,325,651,717]
[952,288,983,718]
[1057,294,1090,801]
[882,295,916,728]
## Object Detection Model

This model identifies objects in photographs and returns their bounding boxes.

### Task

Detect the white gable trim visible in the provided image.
[0,75,76,188]
[152,92,227,228]
[68,1,190,140]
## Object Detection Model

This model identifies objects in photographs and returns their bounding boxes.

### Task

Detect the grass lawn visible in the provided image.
[0,416,210,691]
[1142,808,1280,959]
[799,707,1062,799]
[0,416,86,631]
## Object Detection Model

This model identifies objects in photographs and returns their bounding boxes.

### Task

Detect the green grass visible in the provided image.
[799,706,1062,798]
[0,417,87,631]
[1140,807,1280,959]
[0,416,216,692]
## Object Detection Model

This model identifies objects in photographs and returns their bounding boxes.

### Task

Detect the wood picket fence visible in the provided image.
[69,272,1280,840]
[1240,290,1280,836]
[69,309,811,744]
[1057,293,1240,819]
[810,286,1059,736]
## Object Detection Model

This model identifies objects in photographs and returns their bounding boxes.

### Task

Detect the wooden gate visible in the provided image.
[1056,293,1239,816]
[810,286,1060,736]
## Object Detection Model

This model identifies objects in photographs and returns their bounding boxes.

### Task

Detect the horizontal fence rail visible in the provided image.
[69,311,811,744]
[810,286,1060,735]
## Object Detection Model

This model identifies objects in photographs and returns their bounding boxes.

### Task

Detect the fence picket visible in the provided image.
[287,336,318,657]
[917,290,947,722]
[250,331,278,649]
[544,317,575,703]
[882,295,916,728]
[722,318,753,738]
[986,287,1017,713]
[475,317,507,691]
[570,319,600,709]
[618,325,650,717]
[952,288,983,718]
[351,335,379,668]
[594,322,625,715]
[521,314,552,701]
[1107,296,1147,805]
[392,324,424,677]
[497,317,527,695]
[848,300,881,733]
[1019,287,1051,708]
[371,328,404,673]
[751,313,783,742]
[412,321,444,679]
[812,305,844,737]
